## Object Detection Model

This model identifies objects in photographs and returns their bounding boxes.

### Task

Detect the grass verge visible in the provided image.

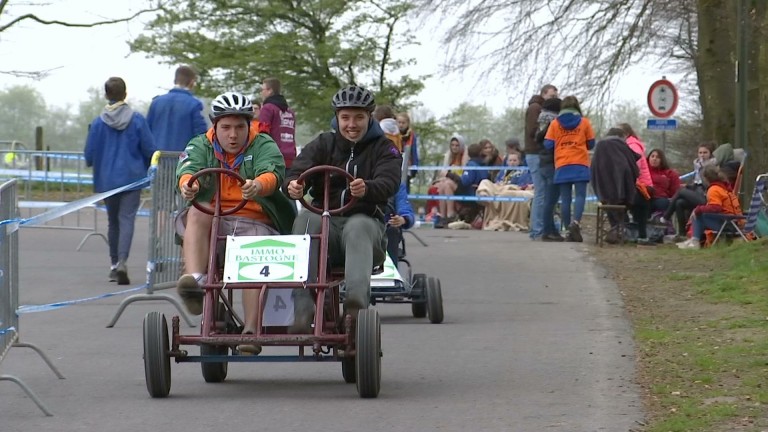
[592,239,768,432]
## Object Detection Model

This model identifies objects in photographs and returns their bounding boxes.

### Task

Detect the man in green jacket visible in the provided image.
[176,91,295,354]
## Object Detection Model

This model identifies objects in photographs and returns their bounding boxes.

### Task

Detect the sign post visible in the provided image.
[647,77,679,153]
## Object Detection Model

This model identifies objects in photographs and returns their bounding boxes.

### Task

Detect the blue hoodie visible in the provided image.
[453,158,489,194]
[146,87,208,151]
[385,183,415,229]
[84,103,156,193]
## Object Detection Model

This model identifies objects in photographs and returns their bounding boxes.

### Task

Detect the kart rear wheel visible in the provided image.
[201,302,229,383]
[200,344,228,383]
[410,273,427,318]
[341,356,356,383]
[426,277,444,324]
[143,311,171,398]
[355,309,381,398]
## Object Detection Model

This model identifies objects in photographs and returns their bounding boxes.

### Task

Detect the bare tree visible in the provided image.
[0,0,165,78]
[421,0,699,104]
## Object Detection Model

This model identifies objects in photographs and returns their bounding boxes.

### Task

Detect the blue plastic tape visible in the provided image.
[16,285,147,314]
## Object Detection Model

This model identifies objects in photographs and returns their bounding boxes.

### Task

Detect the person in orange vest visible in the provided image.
[677,165,742,249]
[543,95,595,242]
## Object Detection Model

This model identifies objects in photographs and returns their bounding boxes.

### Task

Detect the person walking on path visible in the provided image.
[84,77,156,285]
[146,65,208,151]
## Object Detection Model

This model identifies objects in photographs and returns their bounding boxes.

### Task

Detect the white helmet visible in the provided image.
[210,91,253,122]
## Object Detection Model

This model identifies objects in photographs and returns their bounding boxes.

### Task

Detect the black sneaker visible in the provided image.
[108,267,118,282]
[637,238,657,247]
[115,261,130,285]
[542,233,565,242]
[568,222,583,242]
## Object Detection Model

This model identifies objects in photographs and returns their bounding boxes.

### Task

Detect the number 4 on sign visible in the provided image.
[260,266,270,277]
[273,295,287,312]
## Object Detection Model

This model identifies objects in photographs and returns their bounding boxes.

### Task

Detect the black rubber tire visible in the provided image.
[143,311,171,398]
[355,309,381,398]
[201,302,229,383]
[411,273,427,318]
[200,344,228,383]
[426,277,444,324]
[341,356,356,383]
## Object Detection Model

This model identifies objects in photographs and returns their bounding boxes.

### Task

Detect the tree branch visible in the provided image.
[0,4,165,33]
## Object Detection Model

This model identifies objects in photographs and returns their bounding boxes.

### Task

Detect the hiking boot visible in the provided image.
[115,261,130,285]
[177,274,204,315]
[568,222,583,243]
[108,267,118,282]
[542,233,565,242]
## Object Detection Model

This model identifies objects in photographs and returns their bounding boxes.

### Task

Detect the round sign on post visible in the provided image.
[647,78,679,118]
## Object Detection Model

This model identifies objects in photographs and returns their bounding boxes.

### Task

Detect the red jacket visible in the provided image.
[649,166,681,198]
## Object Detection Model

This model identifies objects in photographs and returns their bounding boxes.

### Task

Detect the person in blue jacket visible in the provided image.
[84,77,156,285]
[146,65,208,151]
[495,152,533,188]
[384,183,415,263]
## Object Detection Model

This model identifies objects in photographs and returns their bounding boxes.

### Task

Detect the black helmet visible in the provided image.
[331,85,375,112]
[210,91,254,122]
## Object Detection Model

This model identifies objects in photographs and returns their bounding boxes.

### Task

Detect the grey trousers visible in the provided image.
[292,211,387,313]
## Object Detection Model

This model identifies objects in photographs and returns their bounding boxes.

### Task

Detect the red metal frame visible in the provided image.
[173,166,357,358]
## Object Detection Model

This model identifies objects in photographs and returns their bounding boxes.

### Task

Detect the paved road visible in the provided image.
[1,217,643,431]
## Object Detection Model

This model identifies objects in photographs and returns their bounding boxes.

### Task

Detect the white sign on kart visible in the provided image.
[370,254,405,287]
[223,235,310,283]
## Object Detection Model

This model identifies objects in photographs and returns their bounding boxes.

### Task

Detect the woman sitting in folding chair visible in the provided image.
[677,165,742,250]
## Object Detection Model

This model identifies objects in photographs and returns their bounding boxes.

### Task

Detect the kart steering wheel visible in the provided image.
[295,165,358,216]
[187,167,248,216]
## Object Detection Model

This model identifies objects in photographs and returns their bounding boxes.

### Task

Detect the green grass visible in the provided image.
[607,240,768,431]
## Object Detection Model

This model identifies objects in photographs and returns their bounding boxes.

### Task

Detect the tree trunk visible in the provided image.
[696,0,736,144]
[743,0,768,203]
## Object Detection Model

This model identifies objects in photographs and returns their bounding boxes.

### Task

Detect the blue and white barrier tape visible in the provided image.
[0,176,150,234]
[408,194,530,202]
[16,285,146,314]
[0,326,16,335]
[408,165,527,171]
[408,194,599,202]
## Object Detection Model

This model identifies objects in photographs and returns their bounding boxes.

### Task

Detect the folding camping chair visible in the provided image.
[710,174,767,246]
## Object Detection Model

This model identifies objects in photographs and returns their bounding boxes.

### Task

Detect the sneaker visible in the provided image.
[637,238,657,246]
[237,331,262,356]
[542,233,565,242]
[177,274,204,315]
[108,267,118,282]
[568,222,583,243]
[115,261,130,285]
[677,238,701,250]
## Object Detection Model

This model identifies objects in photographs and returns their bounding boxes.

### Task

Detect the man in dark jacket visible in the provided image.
[524,84,558,240]
[84,77,156,285]
[146,65,208,151]
[259,77,297,168]
[284,85,402,333]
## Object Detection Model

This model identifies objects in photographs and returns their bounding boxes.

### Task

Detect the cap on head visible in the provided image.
[210,91,253,122]
[331,85,375,112]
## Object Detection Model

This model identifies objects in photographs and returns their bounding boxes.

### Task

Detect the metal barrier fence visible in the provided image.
[0,179,65,417]
[0,149,109,250]
[107,151,196,328]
